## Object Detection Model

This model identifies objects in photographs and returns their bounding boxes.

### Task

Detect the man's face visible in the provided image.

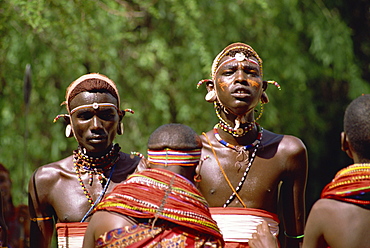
[69,91,120,155]
[214,55,264,115]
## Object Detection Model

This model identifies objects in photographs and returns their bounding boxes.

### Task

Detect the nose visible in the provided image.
[91,116,103,130]
[235,69,247,84]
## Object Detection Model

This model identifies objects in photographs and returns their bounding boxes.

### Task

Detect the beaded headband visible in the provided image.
[212,43,263,79]
[147,148,201,167]
[196,43,281,90]
[53,74,135,123]
[63,73,121,113]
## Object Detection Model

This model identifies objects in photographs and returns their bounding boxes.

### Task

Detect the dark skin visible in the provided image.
[302,132,370,248]
[198,55,308,248]
[249,133,370,248]
[28,92,140,248]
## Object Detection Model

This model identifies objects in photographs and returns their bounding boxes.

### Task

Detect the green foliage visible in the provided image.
[0,0,368,209]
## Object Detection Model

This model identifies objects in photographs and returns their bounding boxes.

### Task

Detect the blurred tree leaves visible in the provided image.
[0,0,368,210]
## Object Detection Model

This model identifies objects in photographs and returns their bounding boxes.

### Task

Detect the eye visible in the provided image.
[222,70,234,76]
[99,110,117,121]
[77,111,93,120]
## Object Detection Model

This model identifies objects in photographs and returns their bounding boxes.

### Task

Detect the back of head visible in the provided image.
[344,94,370,161]
[148,123,202,150]
[147,123,202,181]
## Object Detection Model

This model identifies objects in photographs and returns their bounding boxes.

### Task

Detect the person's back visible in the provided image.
[83,123,224,248]
[304,198,370,248]
[250,95,370,248]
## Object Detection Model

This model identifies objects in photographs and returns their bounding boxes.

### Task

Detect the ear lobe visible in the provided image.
[117,122,124,135]
[261,92,269,104]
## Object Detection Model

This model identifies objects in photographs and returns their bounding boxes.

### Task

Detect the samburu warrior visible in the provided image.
[28,73,140,248]
[197,42,308,248]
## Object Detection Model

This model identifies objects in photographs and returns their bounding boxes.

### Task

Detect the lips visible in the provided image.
[231,86,251,98]
[88,135,107,143]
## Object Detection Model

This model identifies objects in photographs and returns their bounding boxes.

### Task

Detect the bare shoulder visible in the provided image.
[30,156,73,187]
[311,198,370,219]
[278,134,306,155]
[306,199,370,248]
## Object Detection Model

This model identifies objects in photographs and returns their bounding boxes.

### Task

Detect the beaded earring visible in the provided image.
[65,124,73,138]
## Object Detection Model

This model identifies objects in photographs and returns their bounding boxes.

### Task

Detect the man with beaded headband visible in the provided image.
[28,73,141,248]
[82,123,224,247]
[197,43,308,248]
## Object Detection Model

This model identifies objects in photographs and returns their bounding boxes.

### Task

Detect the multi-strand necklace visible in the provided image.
[215,103,255,137]
[212,123,263,207]
[73,143,121,206]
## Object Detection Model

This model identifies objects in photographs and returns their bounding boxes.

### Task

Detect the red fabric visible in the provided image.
[321,164,370,207]
[95,168,223,245]
[56,222,89,237]
[96,223,222,248]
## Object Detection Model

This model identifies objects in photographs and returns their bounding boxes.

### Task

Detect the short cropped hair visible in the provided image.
[344,94,370,160]
[148,123,202,150]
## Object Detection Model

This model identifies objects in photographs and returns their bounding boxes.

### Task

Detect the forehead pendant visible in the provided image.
[92,102,99,109]
[235,52,246,62]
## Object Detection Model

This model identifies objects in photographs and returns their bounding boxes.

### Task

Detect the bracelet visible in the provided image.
[30,216,53,222]
[284,231,304,239]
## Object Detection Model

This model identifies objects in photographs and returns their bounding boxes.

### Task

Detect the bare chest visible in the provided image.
[50,174,120,222]
[198,146,283,209]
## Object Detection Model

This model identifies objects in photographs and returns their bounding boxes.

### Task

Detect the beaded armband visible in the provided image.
[30,216,53,222]
[284,231,304,239]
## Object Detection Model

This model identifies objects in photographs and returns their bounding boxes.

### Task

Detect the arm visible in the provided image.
[280,136,308,248]
[302,200,328,248]
[83,211,137,248]
[28,168,55,248]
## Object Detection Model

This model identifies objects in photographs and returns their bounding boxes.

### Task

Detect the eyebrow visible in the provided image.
[220,61,259,71]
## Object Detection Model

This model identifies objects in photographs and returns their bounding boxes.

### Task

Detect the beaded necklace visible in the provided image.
[213,123,263,151]
[74,143,121,186]
[215,102,255,137]
[73,144,121,206]
[206,123,263,207]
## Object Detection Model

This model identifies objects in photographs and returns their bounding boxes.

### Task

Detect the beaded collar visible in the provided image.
[74,143,121,187]
[213,123,263,151]
[73,144,120,217]
[214,102,256,137]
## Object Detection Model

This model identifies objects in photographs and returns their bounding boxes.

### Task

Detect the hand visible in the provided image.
[249,221,278,248]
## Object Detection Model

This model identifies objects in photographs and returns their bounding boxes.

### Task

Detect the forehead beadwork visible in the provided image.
[235,52,246,62]
[211,43,263,80]
[92,102,99,109]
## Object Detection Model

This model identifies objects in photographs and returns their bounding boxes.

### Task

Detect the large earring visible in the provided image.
[205,90,217,102]
[117,123,124,135]
[65,124,73,138]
